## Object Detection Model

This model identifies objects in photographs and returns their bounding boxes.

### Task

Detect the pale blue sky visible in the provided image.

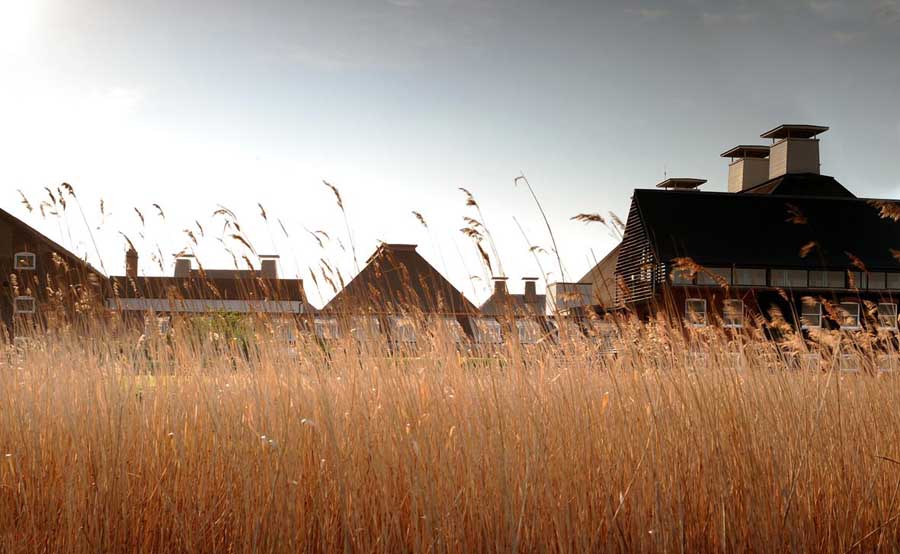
[2,0,899,306]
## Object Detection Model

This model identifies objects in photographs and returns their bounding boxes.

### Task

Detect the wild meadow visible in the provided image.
[3,313,900,553]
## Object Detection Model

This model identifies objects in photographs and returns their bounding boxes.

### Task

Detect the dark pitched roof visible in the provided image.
[633,183,900,271]
[739,173,855,198]
[323,244,478,315]
[109,272,307,302]
[0,207,106,280]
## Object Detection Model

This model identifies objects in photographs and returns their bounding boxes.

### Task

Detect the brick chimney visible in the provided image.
[523,277,538,303]
[125,248,138,279]
[260,255,279,279]
[493,277,509,296]
[174,256,192,278]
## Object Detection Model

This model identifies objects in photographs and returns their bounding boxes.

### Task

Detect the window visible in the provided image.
[734,268,766,287]
[516,319,543,345]
[770,269,808,288]
[13,296,35,314]
[14,252,36,271]
[388,316,417,343]
[314,317,341,340]
[838,302,861,330]
[671,268,694,285]
[878,304,898,330]
[866,272,887,290]
[889,274,900,290]
[800,300,822,329]
[433,317,466,344]
[472,317,503,344]
[157,316,171,335]
[846,271,863,289]
[350,316,381,342]
[808,270,844,288]
[839,353,860,372]
[723,299,744,328]
[685,299,707,327]
[878,354,899,373]
[697,268,732,286]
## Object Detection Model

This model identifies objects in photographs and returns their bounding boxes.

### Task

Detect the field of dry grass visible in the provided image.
[3,316,900,552]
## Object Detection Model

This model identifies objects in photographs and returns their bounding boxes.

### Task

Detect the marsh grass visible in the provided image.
[2,314,900,553]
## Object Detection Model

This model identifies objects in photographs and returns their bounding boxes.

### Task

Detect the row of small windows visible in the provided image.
[673,267,900,290]
[312,315,545,345]
[685,299,899,330]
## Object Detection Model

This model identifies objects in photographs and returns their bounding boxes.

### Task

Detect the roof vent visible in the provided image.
[174,254,194,278]
[761,124,828,179]
[259,254,279,279]
[721,145,770,193]
[656,178,707,191]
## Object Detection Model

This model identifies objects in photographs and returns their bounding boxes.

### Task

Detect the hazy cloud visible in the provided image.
[700,11,758,26]
[876,0,900,23]
[625,8,670,19]
[832,30,868,44]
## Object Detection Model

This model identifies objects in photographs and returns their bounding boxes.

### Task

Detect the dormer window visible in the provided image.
[13,296,35,314]
[14,252,36,271]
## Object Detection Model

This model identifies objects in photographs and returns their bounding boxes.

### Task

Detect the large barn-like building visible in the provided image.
[597,124,900,330]
[1,207,107,335]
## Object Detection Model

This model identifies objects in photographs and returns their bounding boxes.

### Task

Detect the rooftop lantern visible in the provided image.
[760,124,829,179]
[656,178,707,191]
[721,145,770,193]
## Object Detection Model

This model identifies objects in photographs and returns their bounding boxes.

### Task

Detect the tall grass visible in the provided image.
[3,315,900,552]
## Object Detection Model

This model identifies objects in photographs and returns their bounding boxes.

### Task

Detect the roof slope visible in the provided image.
[740,173,855,198]
[324,244,478,315]
[0,207,106,279]
[634,187,900,271]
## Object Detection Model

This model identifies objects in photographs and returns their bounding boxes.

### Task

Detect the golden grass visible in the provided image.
[3,316,900,552]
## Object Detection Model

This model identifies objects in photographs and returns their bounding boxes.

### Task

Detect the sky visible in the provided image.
[2,0,900,307]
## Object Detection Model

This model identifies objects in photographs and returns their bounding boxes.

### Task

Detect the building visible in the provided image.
[107,251,309,322]
[608,124,900,331]
[1,207,107,335]
[321,243,479,343]
[479,277,550,344]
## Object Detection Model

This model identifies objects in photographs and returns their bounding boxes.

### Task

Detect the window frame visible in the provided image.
[388,315,417,344]
[515,318,543,345]
[472,317,503,344]
[350,316,381,342]
[838,302,862,330]
[13,296,36,314]
[314,317,342,340]
[685,298,708,328]
[14,252,36,271]
[770,269,808,289]
[800,301,823,330]
[733,268,767,287]
[722,299,744,329]
[696,267,732,286]
[671,267,694,285]
[878,303,898,330]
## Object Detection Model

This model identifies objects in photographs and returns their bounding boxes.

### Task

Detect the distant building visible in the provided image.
[479,277,545,317]
[1,207,106,334]
[607,124,900,330]
[107,251,309,318]
[321,243,479,343]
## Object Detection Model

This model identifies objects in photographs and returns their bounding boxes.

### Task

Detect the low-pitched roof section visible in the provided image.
[324,243,478,315]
